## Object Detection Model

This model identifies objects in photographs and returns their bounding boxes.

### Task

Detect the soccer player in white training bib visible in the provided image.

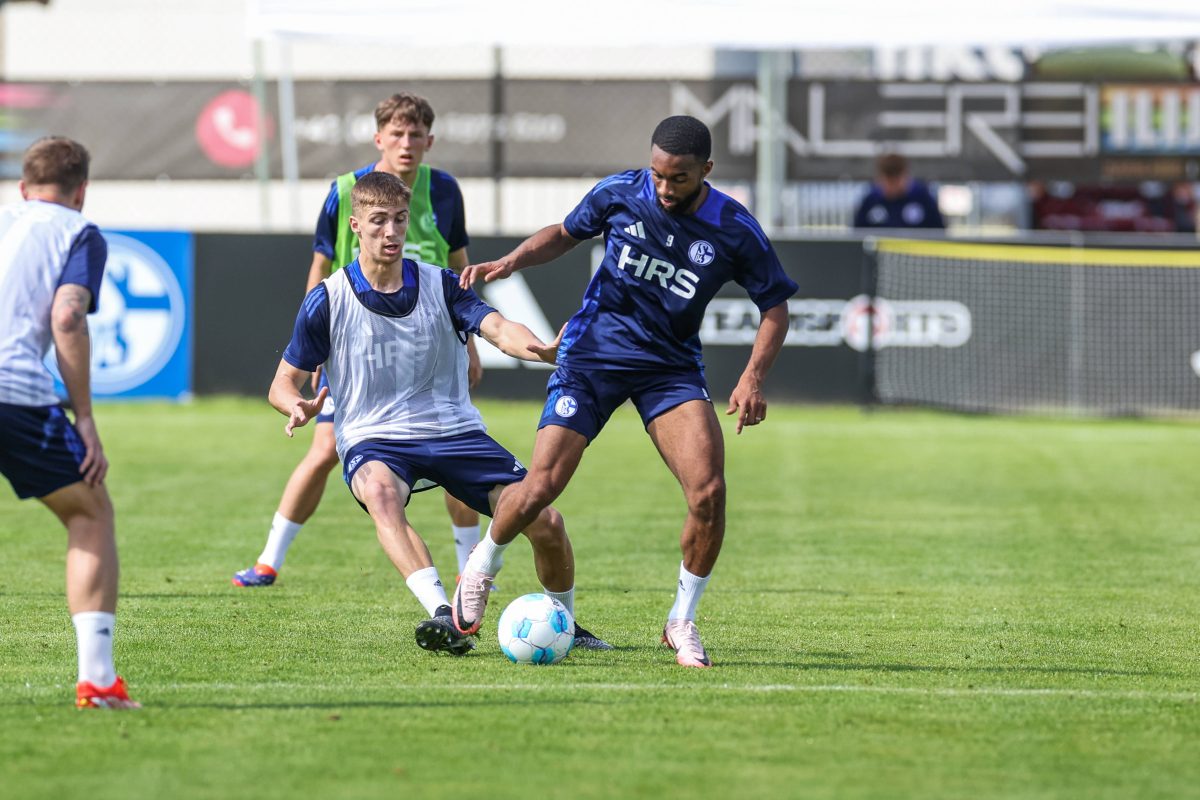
[270,170,605,655]
[455,116,798,667]
[0,137,139,708]
[234,93,487,590]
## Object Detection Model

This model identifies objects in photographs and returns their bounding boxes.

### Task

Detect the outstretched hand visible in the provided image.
[725,376,767,435]
[525,324,567,365]
[459,260,515,289]
[285,385,329,437]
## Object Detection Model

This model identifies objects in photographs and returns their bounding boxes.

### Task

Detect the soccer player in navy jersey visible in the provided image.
[234,93,488,590]
[453,116,798,667]
[0,137,138,708]
[273,171,599,655]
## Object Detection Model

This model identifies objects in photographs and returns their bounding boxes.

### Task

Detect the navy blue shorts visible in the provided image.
[342,431,526,516]
[539,366,712,442]
[0,402,88,499]
[316,370,335,425]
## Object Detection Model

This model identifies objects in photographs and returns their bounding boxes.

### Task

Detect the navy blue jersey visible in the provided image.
[853,180,944,229]
[560,170,797,371]
[283,258,494,371]
[312,163,469,259]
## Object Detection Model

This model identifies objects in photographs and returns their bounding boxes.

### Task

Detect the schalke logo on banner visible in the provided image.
[47,231,193,399]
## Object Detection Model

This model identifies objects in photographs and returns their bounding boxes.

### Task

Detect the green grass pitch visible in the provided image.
[2,398,1198,799]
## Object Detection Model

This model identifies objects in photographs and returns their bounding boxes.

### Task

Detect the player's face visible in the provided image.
[650,145,713,215]
[351,203,410,266]
[375,118,434,178]
[879,172,909,200]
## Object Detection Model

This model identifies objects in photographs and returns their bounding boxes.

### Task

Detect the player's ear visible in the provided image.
[349,214,362,234]
[18,180,28,200]
[373,130,384,152]
[702,161,713,178]
[425,133,435,151]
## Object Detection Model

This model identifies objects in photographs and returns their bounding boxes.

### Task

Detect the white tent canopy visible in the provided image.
[247,0,1200,49]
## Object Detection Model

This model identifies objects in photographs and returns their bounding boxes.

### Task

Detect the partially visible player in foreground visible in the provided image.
[454,116,797,667]
[272,171,606,654]
[0,137,139,708]
[235,92,485,589]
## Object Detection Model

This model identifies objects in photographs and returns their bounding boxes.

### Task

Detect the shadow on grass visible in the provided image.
[581,585,852,596]
[712,656,1178,679]
[598,643,1179,679]
[0,694,601,712]
[167,696,552,712]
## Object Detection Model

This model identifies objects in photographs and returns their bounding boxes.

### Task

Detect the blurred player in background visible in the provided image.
[852,152,944,229]
[271,171,600,654]
[234,92,486,588]
[0,137,139,708]
[453,116,797,667]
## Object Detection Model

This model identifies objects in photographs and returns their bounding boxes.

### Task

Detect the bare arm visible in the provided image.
[477,311,560,365]
[304,252,333,390]
[268,359,328,437]
[51,284,106,485]
[305,252,333,293]
[449,247,484,389]
[725,301,790,435]
[458,224,581,289]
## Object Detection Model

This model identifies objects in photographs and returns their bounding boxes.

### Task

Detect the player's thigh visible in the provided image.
[523,423,588,494]
[348,458,412,520]
[645,399,725,493]
[308,420,338,463]
[39,479,114,530]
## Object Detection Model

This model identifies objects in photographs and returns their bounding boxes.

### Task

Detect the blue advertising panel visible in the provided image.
[49,230,193,400]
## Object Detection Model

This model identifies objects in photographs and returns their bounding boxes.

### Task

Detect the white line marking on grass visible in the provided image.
[144,683,1197,702]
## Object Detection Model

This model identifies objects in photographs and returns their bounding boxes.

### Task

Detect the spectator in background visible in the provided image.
[853,153,944,230]
[1171,182,1196,233]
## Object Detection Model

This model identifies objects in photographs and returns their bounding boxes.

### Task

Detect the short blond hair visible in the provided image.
[374,92,435,131]
[351,171,412,217]
[23,136,90,193]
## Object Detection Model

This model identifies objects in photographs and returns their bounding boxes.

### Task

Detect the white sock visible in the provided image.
[542,587,574,616]
[258,512,303,570]
[72,611,117,687]
[465,524,508,574]
[667,562,711,622]
[452,524,481,574]
[405,567,451,617]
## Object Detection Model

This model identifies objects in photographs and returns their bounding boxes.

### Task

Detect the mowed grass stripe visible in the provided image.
[12,682,1198,702]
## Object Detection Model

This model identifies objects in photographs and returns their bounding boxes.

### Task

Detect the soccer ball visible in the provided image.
[496,593,575,665]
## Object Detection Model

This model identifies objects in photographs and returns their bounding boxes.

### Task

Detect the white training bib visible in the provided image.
[322,261,484,459]
[0,200,94,406]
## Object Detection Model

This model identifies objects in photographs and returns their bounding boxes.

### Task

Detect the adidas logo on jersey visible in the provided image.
[622,221,646,239]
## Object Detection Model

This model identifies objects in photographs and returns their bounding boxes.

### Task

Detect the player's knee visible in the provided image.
[688,476,726,520]
[358,479,400,512]
[54,482,114,527]
[519,475,564,513]
[538,505,565,538]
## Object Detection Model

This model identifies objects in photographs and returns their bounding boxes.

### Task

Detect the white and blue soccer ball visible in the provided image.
[496,593,575,665]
